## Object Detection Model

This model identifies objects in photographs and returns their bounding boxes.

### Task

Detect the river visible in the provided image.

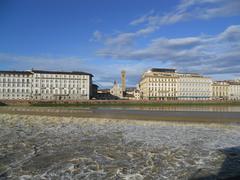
[0,106,240,179]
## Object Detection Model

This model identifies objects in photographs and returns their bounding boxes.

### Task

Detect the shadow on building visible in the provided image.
[190,146,240,180]
[96,92,120,100]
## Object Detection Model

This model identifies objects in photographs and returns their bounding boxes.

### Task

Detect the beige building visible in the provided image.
[139,68,212,100]
[228,81,240,100]
[212,81,229,100]
[177,73,212,100]
[0,69,93,100]
[133,84,141,100]
[133,89,140,100]
[212,80,240,100]
[139,68,178,100]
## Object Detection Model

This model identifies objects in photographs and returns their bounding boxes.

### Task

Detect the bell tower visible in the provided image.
[121,70,126,93]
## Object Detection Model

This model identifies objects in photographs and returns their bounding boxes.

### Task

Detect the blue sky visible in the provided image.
[0,0,240,88]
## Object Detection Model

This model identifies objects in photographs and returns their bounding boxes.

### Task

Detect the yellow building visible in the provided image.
[228,81,240,100]
[212,81,229,100]
[139,68,178,100]
[139,68,212,101]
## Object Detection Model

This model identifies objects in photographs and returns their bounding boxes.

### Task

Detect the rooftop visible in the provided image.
[0,70,33,75]
[32,69,93,76]
[0,69,93,76]
[150,68,176,73]
[226,80,240,85]
[177,72,204,77]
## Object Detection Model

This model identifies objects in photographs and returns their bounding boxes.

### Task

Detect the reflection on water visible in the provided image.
[1,105,240,113]
[90,105,240,112]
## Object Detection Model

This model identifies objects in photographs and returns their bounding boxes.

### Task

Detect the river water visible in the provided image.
[85,105,240,112]
[0,110,240,179]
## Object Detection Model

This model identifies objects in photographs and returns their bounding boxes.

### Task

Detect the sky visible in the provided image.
[0,0,240,88]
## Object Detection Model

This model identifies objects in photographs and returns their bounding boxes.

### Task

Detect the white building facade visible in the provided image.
[110,81,123,99]
[177,73,212,100]
[0,70,93,100]
[0,71,33,100]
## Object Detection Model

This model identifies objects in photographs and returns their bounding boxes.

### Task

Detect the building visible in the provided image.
[139,68,212,101]
[228,81,240,100]
[212,81,229,100]
[109,70,140,100]
[124,87,141,100]
[0,69,93,100]
[97,89,118,100]
[133,89,140,100]
[31,70,93,100]
[212,80,240,100]
[177,73,212,100]
[139,68,178,100]
[124,87,135,100]
[0,71,33,100]
[110,80,123,99]
[110,70,127,99]
[91,84,99,99]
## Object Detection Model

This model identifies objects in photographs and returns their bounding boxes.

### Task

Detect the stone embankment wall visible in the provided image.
[0,99,240,106]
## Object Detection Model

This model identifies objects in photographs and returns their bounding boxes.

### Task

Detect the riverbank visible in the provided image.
[1,99,240,107]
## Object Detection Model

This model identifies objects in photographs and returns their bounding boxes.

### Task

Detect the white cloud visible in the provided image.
[94,0,240,79]
[90,30,103,42]
[97,25,240,75]
[104,26,157,47]
[103,0,240,47]
[105,32,135,46]
[130,9,155,26]
[132,0,240,27]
